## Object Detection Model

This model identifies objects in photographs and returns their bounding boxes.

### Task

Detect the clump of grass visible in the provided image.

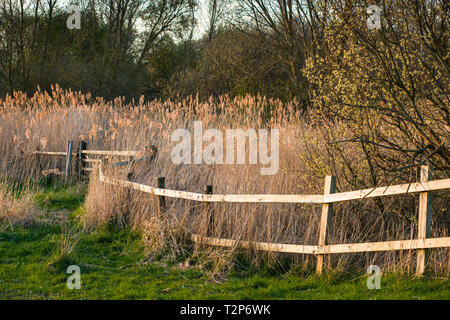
[0,183,35,230]
[46,221,81,271]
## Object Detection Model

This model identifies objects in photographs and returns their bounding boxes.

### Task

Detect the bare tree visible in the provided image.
[235,0,326,110]
[38,0,57,83]
[136,0,196,67]
[0,0,42,92]
[205,0,228,41]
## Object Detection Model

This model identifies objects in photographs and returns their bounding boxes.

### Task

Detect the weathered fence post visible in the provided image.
[126,170,133,204]
[101,158,109,172]
[316,175,336,274]
[123,171,133,223]
[145,145,157,162]
[78,140,87,180]
[34,146,41,177]
[64,141,74,184]
[126,170,133,185]
[156,177,166,217]
[416,165,432,276]
[204,185,214,236]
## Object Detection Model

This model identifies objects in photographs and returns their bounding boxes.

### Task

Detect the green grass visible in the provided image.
[0,185,448,300]
[33,184,87,211]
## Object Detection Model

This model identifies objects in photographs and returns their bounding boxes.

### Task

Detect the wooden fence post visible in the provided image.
[123,171,133,224]
[78,140,87,180]
[126,170,133,204]
[101,158,109,172]
[416,165,432,276]
[145,145,158,162]
[316,175,336,274]
[156,177,166,217]
[204,185,214,236]
[34,146,41,177]
[64,141,74,184]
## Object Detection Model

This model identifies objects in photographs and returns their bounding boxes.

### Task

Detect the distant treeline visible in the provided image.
[0,0,321,106]
[1,1,448,111]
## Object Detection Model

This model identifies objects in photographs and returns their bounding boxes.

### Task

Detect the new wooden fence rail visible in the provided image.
[97,163,450,276]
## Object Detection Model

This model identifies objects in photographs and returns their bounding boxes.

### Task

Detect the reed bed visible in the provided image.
[1,86,448,276]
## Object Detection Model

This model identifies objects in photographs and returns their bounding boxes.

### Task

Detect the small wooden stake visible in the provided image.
[156,177,166,217]
[204,185,214,236]
[416,165,432,276]
[101,158,109,172]
[126,171,133,204]
[145,145,158,162]
[34,146,41,177]
[64,141,74,184]
[316,175,336,274]
[78,141,87,180]
[126,171,133,183]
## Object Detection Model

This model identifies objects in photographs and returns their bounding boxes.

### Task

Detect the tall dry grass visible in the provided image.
[0,183,35,230]
[1,86,448,276]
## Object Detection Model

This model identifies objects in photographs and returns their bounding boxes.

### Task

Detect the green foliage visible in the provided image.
[34,185,87,211]
[146,37,198,97]
[304,0,449,175]
[165,29,300,102]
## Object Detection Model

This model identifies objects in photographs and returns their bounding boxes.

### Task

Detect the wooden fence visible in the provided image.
[97,163,450,276]
[34,142,450,275]
[33,140,156,183]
